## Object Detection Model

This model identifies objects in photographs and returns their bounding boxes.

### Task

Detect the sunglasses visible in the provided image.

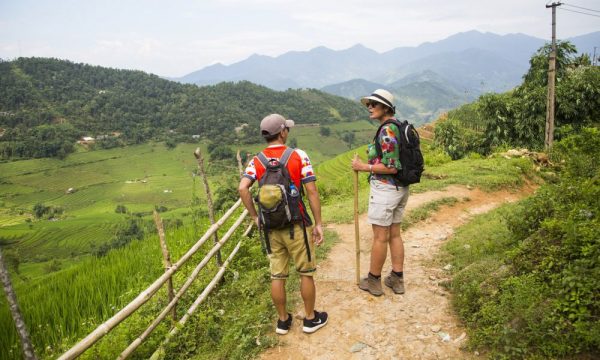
[366,101,380,108]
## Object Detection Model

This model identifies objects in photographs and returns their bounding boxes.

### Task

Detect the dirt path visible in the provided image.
[260,185,534,360]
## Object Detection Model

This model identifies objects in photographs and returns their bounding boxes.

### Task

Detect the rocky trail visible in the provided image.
[261,185,534,360]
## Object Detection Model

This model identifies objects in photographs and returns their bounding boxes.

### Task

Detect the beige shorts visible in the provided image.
[367,179,410,226]
[267,224,316,279]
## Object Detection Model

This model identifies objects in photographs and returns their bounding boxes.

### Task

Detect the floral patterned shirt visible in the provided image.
[367,121,402,186]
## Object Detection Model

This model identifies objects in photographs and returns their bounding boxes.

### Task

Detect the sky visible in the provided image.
[1,0,598,78]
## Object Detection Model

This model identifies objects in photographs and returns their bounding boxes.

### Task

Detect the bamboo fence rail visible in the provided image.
[118,209,248,359]
[149,238,244,360]
[58,199,246,360]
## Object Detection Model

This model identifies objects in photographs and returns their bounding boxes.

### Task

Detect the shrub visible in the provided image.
[433,118,487,160]
[445,128,600,358]
[115,204,128,214]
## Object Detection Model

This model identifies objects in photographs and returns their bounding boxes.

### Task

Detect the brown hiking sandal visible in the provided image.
[384,272,405,294]
[359,273,383,296]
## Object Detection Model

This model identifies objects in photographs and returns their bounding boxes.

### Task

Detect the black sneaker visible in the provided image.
[276,313,292,335]
[302,310,328,333]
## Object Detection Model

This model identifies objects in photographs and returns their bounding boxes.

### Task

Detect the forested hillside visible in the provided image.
[0,57,365,159]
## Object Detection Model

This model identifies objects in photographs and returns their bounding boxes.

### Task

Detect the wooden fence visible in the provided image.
[57,199,250,359]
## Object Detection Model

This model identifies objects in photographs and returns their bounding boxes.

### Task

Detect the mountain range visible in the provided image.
[174,30,600,124]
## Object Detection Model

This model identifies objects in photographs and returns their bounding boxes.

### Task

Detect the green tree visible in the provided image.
[115,204,128,214]
[288,137,298,148]
[341,131,355,148]
[522,41,578,87]
[33,203,49,218]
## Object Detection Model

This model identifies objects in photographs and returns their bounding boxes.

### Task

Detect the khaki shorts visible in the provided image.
[367,179,410,226]
[268,224,316,279]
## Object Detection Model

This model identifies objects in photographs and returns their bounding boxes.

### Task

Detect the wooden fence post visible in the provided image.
[153,211,176,322]
[236,150,244,177]
[193,147,222,266]
[0,248,38,360]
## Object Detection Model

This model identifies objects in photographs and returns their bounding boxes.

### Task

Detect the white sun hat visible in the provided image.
[360,89,396,112]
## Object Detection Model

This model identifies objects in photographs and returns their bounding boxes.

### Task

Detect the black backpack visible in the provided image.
[254,148,311,259]
[373,119,424,186]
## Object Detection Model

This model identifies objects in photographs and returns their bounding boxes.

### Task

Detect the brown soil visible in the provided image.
[260,185,535,360]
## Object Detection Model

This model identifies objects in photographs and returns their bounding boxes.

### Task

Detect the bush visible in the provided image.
[445,128,600,358]
[115,204,128,214]
[433,118,487,160]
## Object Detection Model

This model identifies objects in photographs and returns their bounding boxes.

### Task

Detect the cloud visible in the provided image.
[1,0,598,77]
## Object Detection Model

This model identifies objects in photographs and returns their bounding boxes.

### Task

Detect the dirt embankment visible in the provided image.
[260,185,535,360]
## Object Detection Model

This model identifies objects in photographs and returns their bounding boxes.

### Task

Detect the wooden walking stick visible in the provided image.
[353,154,360,285]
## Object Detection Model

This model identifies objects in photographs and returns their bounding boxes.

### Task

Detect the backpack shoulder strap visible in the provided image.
[256,148,294,168]
[279,147,295,167]
[373,119,405,157]
[255,151,269,168]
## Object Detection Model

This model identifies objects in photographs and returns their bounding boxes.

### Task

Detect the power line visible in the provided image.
[562,2,600,13]
[559,7,600,18]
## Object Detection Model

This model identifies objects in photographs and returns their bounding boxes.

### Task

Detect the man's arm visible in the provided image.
[303,181,323,246]
[238,177,259,227]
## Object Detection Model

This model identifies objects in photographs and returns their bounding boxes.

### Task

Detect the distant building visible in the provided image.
[77,136,95,145]
[234,123,248,134]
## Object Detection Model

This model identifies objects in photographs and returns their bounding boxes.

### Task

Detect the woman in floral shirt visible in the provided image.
[351,89,409,296]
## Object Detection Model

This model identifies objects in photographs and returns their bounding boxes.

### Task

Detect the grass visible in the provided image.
[0,142,207,266]
[0,211,249,359]
[401,196,462,230]
[0,122,372,359]
[0,121,377,277]
[316,140,538,225]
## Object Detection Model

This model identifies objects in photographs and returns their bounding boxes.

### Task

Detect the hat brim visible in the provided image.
[285,119,295,128]
[360,96,389,108]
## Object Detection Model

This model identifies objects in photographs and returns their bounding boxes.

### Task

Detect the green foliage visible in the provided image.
[154,205,168,213]
[319,126,331,137]
[0,123,80,159]
[433,119,487,160]
[436,41,600,158]
[164,138,177,149]
[287,137,298,148]
[444,128,600,358]
[207,144,235,161]
[213,180,239,212]
[94,217,145,257]
[32,202,63,219]
[522,41,578,87]
[115,204,128,214]
[340,131,355,148]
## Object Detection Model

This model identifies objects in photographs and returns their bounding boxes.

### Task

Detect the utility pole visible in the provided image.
[545,2,561,151]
